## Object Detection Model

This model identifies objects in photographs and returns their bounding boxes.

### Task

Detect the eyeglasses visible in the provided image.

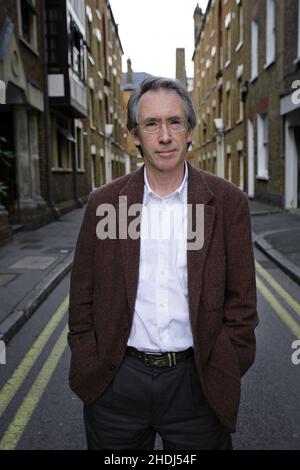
[138,117,187,134]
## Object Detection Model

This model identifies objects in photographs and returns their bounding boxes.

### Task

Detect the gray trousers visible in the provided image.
[83,355,232,450]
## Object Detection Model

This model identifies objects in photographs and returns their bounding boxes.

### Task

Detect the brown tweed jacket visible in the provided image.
[68,162,258,432]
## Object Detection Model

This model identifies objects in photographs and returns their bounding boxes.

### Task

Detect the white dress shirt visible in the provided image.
[127,162,194,352]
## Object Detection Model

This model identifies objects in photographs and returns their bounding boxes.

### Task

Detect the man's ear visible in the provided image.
[132,131,141,147]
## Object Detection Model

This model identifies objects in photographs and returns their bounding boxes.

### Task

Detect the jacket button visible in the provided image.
[122,324,128,331]
[109,364,116,371]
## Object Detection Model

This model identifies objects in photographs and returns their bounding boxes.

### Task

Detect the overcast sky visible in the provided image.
[109,0,209,79]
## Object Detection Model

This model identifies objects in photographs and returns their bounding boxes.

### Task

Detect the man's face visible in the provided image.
[133,89,192,174]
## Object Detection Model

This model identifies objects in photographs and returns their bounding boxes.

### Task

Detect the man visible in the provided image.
[68,77,258,450]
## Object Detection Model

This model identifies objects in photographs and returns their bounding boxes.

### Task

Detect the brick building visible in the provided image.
[192,0,249,192]
[0,0,128,245]
[279,0,300,209]
[0,0,50,244]
[84,0,129,189]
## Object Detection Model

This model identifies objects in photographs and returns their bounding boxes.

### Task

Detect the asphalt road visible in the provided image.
[0,246,300,450]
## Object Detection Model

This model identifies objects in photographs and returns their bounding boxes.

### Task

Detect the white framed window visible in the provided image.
[257,113,269,179]
[238,150,244,190]
[251,19,258,80]
[265,0,275,66]
[237,0,243,47]
[227,152,232,182]
[227,90,231,128]
[238,80,244,121]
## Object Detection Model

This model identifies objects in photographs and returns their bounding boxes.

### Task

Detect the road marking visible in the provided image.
[0,295,69,418]
[256,277,300,339]
[256,260,300,319]
[0,324,68,450]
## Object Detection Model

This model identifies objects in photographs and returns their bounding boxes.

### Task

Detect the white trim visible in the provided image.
[251,20,258,80]
[265,0,276,67]
[247,120,255,198]
[284,119,298,208]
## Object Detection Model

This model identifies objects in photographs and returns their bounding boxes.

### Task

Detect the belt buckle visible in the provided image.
[167,352,177,367]
[144,352,162,367]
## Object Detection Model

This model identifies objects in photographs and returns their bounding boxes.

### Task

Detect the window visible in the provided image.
[46,7,60,67]
[238,81,244,121]
[251,19,258,80]
[19,0,37,50]
[89,88,95,128]
[226,27,231,64]
[53,117,72,169]
[238,150,244,190]
[227,90,231,128]
[76,126,84,170]
[257,113,269,179]
[266,0,275,66]
[227,152,232,182]
[70,20,85,81]
[237,0,243,46]
[91,154,96,188]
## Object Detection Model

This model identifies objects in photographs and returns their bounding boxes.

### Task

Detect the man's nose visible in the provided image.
[158,122,172,143]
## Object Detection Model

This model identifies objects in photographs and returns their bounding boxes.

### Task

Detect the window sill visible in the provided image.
[77,169,85,173]
[52,167,72,173]
[19,37,39,57]
[264,60,275,71]
[235,41,243,53]
[256,175,269,181]
[250,75,258,84]
[224,60,231,69]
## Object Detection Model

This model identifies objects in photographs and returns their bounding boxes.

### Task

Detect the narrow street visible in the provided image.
[1,247,300,450]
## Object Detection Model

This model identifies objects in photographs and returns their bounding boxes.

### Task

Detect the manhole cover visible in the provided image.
[9,256,57,270]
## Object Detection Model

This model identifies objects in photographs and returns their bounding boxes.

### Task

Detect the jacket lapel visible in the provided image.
[118,166,145,318]
[187,163,215,330]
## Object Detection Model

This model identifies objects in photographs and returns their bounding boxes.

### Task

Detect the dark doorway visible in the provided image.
[295,127,300,208]
[0,109,19,223]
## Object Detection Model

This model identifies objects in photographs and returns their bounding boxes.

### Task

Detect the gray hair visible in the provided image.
[127,77,196,135]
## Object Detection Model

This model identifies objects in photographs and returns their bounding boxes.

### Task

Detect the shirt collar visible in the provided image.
[143,161,188,205]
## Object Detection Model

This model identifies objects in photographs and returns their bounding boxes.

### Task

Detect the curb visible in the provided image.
[253,233,300,286]
[0,253,74,344]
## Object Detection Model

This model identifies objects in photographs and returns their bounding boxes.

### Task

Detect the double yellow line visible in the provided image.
[255,260,300,338]
[1,261,300,450]
[0,295,69,450]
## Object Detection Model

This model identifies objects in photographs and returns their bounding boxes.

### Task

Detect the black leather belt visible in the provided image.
[126,346,194,368]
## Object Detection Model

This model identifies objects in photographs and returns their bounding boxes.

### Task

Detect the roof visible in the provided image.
[122,72,154,91]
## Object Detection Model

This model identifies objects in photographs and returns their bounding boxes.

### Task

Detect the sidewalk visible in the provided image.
[249,200,300,285]
[0,207,85,342]
[1,199,300,344]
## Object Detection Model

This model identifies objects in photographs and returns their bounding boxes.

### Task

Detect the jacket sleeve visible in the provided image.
[223,194,259,377]
[67,191,99,379]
